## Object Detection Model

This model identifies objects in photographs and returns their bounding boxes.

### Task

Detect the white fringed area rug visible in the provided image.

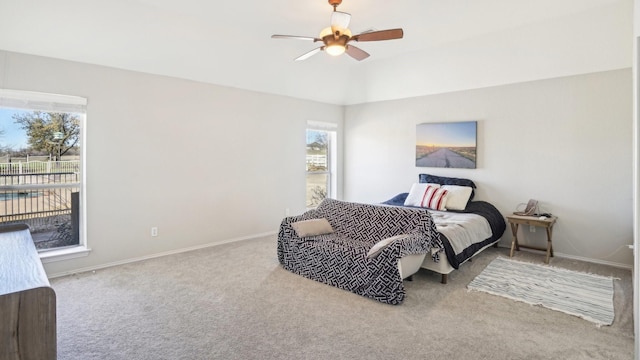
[467,257,615,326]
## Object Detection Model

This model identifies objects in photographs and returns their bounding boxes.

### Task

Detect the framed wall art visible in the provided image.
[415,121,477,168]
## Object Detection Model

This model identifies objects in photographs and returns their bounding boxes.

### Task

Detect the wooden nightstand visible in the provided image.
[506,215,557,264]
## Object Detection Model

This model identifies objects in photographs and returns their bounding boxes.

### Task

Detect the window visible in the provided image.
[306,122,336,208]
[0,89,87,258]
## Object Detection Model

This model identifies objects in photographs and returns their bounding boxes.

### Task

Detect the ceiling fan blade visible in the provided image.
[345,45,370,61]
[272,34,320,42]
[331,11,351,29]
[352,28,403,42]
[295,47,323,61]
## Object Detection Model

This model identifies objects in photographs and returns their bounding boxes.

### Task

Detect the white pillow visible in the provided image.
[367,234,408,259]
[291,218,334,237]
[403,183,441,207]
[441,185,473,210]
[405,184,448,211]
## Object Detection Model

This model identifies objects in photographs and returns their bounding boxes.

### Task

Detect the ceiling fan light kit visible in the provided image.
[320,26,351,56]
[325,43,346,56]
[271,0,403,61]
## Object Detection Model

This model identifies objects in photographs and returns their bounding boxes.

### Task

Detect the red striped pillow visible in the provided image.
[420,185,449,211]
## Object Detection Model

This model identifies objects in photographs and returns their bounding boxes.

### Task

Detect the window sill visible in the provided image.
[39,246,91,263]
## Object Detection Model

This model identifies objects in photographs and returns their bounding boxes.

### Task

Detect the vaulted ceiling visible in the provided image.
[0,0,632,105]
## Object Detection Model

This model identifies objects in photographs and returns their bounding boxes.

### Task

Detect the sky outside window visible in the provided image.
[0,108,29,150]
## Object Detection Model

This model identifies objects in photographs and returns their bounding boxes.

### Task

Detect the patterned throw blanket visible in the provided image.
[277,198,442,305]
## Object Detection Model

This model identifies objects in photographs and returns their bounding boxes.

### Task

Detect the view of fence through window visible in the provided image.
[0,108,81,250]
[306,129,331,208]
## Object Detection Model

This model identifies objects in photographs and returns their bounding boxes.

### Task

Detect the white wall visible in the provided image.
[0,50,343,276]
[344,69,633,267]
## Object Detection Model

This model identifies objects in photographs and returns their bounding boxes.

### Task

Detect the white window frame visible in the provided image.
[0,89,89,262]
[306,121,337,207]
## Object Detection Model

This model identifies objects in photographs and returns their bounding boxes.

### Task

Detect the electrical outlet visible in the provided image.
[151,227,158,237]
[529,225,536,233]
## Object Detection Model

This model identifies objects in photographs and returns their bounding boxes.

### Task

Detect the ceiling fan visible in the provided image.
[271,0,403,61]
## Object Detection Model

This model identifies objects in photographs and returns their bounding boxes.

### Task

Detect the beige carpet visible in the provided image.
[51,236,635,360]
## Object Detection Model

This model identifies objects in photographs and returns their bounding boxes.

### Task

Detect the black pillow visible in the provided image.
[418,174,476,200]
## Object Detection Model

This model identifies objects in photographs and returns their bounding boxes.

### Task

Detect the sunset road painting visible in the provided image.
[416,121,477,169]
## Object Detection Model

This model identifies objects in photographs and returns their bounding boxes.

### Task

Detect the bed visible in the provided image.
[383,174,506,283]
[277,174,505,304]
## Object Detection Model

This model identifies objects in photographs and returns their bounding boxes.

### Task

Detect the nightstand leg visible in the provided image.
[545,226,554,264]
[509,223,519,257]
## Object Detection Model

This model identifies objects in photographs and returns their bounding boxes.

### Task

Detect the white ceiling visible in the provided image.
[0,0,630,105]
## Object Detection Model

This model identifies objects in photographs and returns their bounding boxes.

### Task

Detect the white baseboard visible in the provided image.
[552,251,633,270]
[496,242,633,270]
[47,231,277,279]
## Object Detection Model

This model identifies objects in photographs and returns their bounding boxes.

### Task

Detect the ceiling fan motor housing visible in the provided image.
[322,33,349,47]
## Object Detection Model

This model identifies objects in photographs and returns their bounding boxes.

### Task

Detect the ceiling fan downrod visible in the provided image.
[328,0,342,11]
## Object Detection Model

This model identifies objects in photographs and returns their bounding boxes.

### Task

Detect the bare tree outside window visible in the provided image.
[13,111,81,161]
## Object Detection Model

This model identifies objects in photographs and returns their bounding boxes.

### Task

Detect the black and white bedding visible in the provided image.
[383,193,505,268]
[382,173,506,270]
[278,174,505,303]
